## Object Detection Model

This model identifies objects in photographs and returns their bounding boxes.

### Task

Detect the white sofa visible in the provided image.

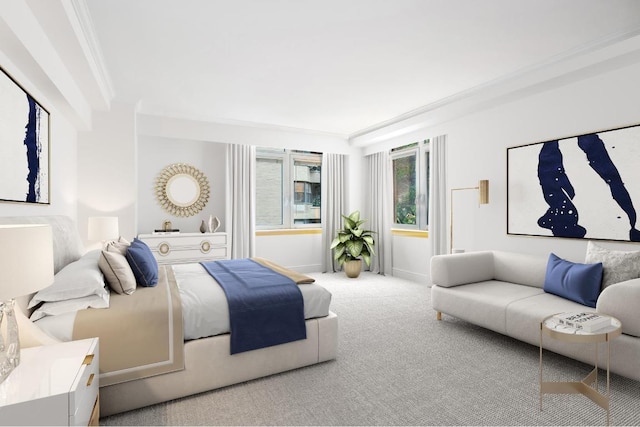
[430,250,640,382]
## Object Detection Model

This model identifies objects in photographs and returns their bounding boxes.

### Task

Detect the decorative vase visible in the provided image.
[344,259,362,278]
[0,300,20,384]
[208,215,221,233]
[199,220,207,233]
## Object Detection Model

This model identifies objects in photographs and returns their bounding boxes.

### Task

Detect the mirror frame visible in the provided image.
[155,163,210,217]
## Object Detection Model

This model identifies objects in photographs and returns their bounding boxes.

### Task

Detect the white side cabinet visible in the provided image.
[138,232,229,264]
[0,338,100,426]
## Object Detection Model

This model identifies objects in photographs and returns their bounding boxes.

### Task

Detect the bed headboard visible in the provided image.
[0,215,84,274]
[0,215,84,347]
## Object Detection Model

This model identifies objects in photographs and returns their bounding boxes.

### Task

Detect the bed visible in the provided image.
[4,216,338,416]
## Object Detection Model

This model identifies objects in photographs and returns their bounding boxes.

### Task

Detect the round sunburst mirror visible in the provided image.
[155,163,210,217]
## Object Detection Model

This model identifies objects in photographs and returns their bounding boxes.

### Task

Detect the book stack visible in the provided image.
[553,312,611,332]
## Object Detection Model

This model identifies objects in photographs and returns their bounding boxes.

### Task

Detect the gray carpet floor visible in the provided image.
[101,272,640,426]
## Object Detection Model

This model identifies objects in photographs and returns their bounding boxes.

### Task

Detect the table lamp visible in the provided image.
[88,216,119,247]
[0,224,54,384]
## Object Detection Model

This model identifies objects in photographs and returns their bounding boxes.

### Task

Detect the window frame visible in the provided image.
[390,139,430,230]
[256,148,322,230]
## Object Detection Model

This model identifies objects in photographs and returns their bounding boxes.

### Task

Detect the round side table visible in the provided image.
[539,312,622,426]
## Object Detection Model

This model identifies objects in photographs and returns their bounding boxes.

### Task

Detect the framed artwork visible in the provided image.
[507,124,640,242]
[0,67,50,204]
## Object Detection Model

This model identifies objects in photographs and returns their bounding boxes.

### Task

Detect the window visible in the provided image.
[391,139,430,229]
[256,149,322,229]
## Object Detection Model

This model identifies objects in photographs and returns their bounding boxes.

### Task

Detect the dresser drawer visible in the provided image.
[69,341,99,426]
[88,395,100,426]
[0,338,99,426]
[159,246,228,261]
[157,233,227,247]
[138,232,229,264]
[70,394,98,426]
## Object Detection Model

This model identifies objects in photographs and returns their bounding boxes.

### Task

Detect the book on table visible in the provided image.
[553,312,611,332]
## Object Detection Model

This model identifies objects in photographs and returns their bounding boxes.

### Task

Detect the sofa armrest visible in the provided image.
[430,251,494,287]
[597,278,640,337]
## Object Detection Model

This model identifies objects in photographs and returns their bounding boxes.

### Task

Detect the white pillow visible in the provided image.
[99,250,136,295]
[30,293,110,321]
[585,241,640,289]
[105,236,131,256]
[28,250,108,308]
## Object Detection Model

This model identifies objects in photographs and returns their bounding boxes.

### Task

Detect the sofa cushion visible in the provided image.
[543,253,602,308]
[505,292,601,368]
[493,251,548,289]
[430,251,495,287]
[585,241,640,290]
[505,292,591,347]
[431,280,544,334]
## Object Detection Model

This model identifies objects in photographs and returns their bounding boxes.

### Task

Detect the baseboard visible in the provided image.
[392,268,429,284]
[290,264,323,274]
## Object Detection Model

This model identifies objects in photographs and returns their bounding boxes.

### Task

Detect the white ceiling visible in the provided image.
[82,0,640,137]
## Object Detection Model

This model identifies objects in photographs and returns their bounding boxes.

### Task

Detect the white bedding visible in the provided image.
[35,263,332,342]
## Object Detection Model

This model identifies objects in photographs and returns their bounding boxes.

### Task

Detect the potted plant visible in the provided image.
[330,210,375,278]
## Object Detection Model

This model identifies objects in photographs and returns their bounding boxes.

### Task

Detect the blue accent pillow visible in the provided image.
[543,253,603,308]
[125,238,158,287]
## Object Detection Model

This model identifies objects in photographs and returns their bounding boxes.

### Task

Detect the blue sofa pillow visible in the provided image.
[126,238,159,287]
[543,253,603,308]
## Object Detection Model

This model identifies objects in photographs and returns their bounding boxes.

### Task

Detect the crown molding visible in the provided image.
[65,0,114,108]
[137,105,349,140]
[349,26,640,146]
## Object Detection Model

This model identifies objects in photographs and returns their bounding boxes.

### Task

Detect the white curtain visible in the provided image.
[321,153,347,272]
[365,151,392,275]
[429,135,448,257]
[226,144,256,259]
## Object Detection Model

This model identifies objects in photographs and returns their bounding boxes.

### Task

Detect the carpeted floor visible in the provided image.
[101,272,640,426]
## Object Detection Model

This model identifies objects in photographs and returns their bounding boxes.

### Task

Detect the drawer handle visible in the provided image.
[159,242,170,255]
[83,354,95,365]
[87,373,95,387]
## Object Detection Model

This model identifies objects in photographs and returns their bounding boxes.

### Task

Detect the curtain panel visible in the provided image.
[364,151,392,275]
[429,135,448,257]
[321,153,347,272]
[227,144,256,259]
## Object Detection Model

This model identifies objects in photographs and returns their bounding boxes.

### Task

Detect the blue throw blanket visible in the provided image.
[200,259,307,354]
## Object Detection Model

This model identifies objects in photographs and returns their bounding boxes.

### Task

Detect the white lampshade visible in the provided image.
[88,216,119,241]
[0,224,54,301]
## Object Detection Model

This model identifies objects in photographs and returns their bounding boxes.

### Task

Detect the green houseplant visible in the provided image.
[330,210,375,278]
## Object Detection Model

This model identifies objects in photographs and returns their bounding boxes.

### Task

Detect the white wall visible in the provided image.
[369,58,640,276]
[136,113,359,271]
[391,234,429,282]
[137,136,227,234]
[10,1,639,278]
[255,232,323,273]
[77,103,137,249]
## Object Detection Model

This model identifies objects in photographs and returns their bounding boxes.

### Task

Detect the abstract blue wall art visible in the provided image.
[0,68,50,204]
[508,124,640,242]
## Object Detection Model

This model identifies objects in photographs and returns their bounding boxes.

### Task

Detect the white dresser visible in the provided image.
[138,232,229,264]
[0,338,100,426]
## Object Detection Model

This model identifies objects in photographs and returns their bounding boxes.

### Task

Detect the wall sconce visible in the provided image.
[88,216,119,247]
[0,224,54,383]
[450,180,489,253]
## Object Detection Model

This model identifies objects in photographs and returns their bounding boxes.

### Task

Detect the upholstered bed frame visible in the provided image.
[3,216,338,416]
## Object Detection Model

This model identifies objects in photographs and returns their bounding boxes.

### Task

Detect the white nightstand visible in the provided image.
[0,338,99,426]
[138,232,229,264]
